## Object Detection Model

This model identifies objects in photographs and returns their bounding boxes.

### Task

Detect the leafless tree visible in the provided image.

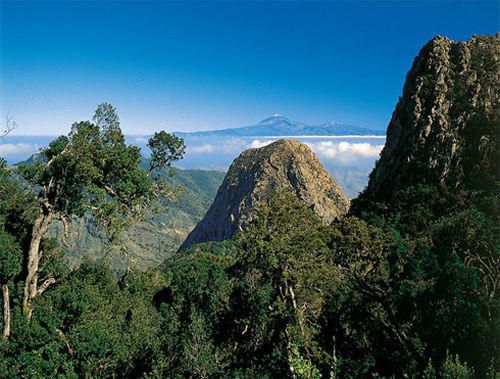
[1,115,17,139]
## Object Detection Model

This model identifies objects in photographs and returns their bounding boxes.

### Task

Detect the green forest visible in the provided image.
[0,101,497,378]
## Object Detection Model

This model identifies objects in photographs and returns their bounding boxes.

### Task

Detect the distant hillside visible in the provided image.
[13,156,225,272]
[174,114,384,137]
[50,168,224,272]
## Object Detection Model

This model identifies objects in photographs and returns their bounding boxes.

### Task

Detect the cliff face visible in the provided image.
[358,34,499,203]
[181,140,349,249]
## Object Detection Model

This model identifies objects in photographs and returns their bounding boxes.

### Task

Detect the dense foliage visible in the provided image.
[43,167,225,274]
[0,107,497,378]
[1,183,497,377]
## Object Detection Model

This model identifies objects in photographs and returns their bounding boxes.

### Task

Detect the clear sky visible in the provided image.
[0,1,498,135]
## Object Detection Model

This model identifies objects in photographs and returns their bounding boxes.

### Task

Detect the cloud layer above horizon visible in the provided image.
[0,135,385,174]
[306,141,384,163]
[183,137,384,167]
[0,143,39,158]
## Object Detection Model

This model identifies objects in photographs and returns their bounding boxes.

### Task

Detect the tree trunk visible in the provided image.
[280,281,298,379]
[22,210,52,319]
[2,284,10,340]
[285,326,297,379]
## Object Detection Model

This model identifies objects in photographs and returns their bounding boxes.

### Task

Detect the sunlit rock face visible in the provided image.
[356,34,499,205]
[181,139,349,250]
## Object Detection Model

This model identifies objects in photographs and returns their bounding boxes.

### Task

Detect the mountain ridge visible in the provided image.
[174,115,384,137]
[354,33,499,205]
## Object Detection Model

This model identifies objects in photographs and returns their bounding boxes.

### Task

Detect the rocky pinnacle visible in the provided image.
[181,140,349,249]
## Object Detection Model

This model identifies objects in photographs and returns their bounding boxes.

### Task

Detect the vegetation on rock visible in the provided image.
[181,139,349,250]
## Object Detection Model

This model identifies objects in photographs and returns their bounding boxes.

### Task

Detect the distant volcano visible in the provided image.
[174,115,384,137]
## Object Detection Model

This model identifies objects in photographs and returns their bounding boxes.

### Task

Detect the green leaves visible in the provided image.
[1,259,167,378]
[1,177,495,377]
[153,252,234,376]
[18,103,185,238]
[0,228,22,283]
[147,131,186,175]
[229,194,340,376]
[92,102,121,138]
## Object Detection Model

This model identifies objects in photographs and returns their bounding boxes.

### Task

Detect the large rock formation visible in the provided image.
[356,34,499,205]
[181,140,349,249]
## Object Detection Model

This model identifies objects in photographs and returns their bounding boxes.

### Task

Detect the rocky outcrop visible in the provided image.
[356,34,499,204]
[180,140,349,250]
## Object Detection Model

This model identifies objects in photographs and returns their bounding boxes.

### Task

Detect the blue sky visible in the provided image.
[0,1,498,135]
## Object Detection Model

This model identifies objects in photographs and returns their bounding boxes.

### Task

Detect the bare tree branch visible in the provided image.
[57,215,73,248]
[1,115,17,139]
[36,277,56,296]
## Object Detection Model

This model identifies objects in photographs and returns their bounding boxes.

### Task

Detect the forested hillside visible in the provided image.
[46,167,225,272]
[11,144,225,273]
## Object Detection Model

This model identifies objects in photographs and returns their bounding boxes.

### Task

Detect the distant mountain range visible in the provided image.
[174,114,385,137]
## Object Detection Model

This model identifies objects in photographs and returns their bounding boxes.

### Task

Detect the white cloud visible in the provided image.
[306,141,384,163]
[0,143,37,157]
[189,144,216,153]
[187,138,246,154]
[247,139,276,149]
[219,138,249,153]
[183,138,384,167]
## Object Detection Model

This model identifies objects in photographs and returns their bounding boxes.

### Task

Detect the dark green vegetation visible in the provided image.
[1,34,499,378]
[12,152,225,273]
[0,187,496,377]
[14,102,186,320]
[45,167,225,273]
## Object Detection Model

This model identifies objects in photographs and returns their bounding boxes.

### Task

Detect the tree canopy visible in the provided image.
[0,105,497,378]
